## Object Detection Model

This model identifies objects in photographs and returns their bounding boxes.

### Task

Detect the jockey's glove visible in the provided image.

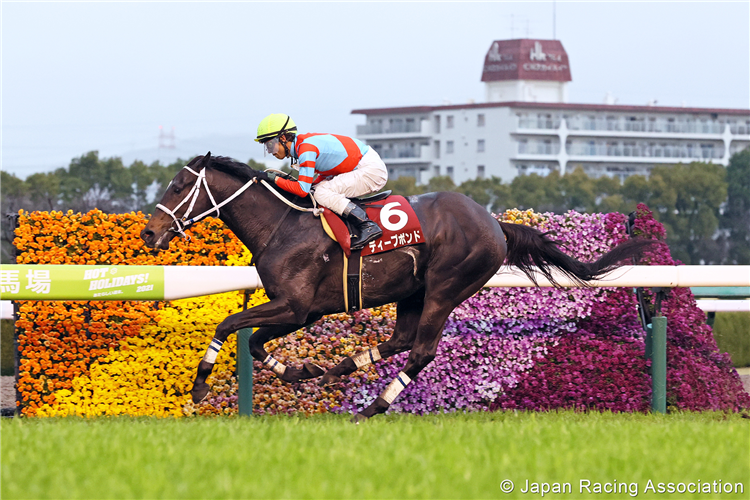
[266,171,279,183]
[265,171,292,183]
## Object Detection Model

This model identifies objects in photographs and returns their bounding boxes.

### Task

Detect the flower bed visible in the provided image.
[13,206,749,417]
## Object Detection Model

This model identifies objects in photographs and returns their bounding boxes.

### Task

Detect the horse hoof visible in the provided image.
[319,373,343,387]
[303,362,325,378]
[191,382,210,404]
[350,413,369,425]
[279,370,300,384]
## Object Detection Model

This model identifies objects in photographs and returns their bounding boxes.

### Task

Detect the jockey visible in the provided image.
[255,113,388,251]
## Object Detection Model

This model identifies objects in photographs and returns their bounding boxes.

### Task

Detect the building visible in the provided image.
[352,39,750,184]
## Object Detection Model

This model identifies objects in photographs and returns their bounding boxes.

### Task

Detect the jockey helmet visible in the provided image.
[255,114,297,143]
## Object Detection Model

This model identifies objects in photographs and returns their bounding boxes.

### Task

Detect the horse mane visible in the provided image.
[198,154,264,183]
[195,153,312,206]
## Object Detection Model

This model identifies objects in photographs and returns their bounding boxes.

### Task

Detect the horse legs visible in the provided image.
[319,294,424,386]
[191,299,321,404]
[247,323,325,384]
[351,299,454,423]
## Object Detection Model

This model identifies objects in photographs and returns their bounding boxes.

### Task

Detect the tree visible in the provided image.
[558,167,596,212]
[644,162,727,264]
[382,176,423,196]
[424,175,457,194]
[25,172,61,212]
[1,171,29,263]
[508,172,563,212]
[458,176,509,212]
[722,149,750,264]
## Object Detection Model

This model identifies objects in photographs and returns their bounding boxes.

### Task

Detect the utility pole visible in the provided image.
[553,0,557,40]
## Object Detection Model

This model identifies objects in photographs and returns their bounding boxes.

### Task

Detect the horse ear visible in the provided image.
[204,151,212,163]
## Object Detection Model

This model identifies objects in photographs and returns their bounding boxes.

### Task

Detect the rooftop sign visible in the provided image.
[481,39,572,83]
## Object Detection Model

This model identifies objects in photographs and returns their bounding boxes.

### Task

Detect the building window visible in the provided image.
[447,115,454,129]
[446,141,454,154]
[477,165,485,178]
[477,114,485,127]
[434,115,441,134]
[477,139,485,153]
[434,140,441,159]
[446,166,454,180]
[434,166,440,176]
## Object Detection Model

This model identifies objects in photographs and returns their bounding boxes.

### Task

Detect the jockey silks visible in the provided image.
[275,133,371,197]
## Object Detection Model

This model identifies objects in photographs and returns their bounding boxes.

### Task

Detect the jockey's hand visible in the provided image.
[266,170,292,183]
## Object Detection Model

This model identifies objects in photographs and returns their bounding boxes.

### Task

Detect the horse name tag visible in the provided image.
[362,196,424,257]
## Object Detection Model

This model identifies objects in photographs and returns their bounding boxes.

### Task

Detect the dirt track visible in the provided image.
[2,376,15,411]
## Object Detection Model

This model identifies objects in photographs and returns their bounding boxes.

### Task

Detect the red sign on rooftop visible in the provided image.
[481,39,572,83]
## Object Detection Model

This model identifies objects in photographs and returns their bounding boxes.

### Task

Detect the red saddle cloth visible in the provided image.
[320,195,424,257]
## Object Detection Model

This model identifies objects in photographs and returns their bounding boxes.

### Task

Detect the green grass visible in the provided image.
[2,412,748,499]
[713,312,750,367]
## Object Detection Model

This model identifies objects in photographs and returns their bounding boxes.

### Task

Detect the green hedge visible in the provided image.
[1,319,14,376]
[713,312,750,367]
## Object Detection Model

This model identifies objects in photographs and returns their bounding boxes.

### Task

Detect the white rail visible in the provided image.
[1,265,748,319]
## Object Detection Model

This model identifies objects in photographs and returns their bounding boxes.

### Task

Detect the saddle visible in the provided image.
[320,192,425,313]
[320,191,423,258]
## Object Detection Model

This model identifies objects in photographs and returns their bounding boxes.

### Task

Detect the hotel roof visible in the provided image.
[352,101,750,117]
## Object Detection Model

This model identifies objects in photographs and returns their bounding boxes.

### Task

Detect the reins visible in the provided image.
[156,165,322,241]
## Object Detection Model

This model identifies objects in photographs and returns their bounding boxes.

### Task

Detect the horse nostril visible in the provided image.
[141,229,155,240]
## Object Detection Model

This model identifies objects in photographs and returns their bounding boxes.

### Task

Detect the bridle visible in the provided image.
[156,166,256,240]
[156,165,322,241]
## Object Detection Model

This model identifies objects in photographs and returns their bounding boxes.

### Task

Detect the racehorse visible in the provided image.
[141,153,653,422]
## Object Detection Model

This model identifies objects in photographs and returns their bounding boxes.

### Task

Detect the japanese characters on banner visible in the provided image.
[0,265,164,301]
[361,197,424,257]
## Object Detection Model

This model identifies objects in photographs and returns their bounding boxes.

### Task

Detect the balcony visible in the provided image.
[375,143,432,164]
[517,142,560,155]
[356,119,431,139]
[567,143,724,160]
[518,118,561,130]
[566,117,726,136]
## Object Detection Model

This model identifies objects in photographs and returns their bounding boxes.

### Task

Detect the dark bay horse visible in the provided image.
[141,153,652,422]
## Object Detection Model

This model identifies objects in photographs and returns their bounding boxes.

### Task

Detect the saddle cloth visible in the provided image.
[320,194,424,257]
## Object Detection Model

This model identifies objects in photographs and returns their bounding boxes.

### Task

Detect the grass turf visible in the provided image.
[2,411,749,499]
[713,312,750,367]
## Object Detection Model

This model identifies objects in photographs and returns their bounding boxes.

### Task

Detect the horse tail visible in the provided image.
[498,221,654,287]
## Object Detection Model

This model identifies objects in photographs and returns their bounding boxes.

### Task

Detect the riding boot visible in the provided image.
[343,202,383,251]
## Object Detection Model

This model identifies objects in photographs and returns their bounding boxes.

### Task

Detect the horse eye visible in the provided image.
[173,186,182,194]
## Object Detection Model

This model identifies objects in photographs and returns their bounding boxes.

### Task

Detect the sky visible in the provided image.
[2,1,749,179]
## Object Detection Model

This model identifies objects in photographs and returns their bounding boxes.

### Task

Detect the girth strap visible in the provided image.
[344,249,363,312]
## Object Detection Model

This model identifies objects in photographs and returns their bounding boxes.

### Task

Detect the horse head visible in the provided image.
[141,152,223,250]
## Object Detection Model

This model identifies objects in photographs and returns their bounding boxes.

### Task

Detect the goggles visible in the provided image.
[263,137,281,157]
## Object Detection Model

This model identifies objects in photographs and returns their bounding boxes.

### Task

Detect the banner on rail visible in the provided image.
[0,265,165,300]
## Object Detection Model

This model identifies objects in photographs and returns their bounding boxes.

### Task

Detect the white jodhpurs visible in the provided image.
[312,148,388,215]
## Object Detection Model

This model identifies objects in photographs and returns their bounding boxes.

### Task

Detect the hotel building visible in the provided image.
[352,39,750,184]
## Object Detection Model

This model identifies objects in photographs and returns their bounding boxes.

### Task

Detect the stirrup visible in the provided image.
[351,224,383,251]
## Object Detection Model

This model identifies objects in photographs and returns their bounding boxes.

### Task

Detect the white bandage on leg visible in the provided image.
[263,355,287,376]
[351,347,382,369]
[202,338,224,364]
[380,371,411,404]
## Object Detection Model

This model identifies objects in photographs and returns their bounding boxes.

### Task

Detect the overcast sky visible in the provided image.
[2,1,749,179]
